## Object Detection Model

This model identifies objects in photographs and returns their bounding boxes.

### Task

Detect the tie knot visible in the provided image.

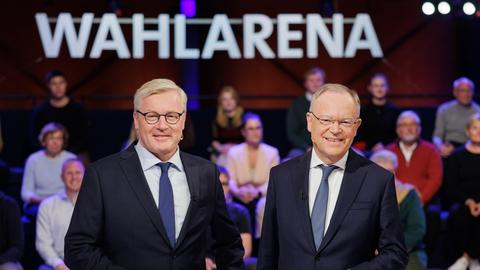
[158,162,172,173]
[319,164,337,180]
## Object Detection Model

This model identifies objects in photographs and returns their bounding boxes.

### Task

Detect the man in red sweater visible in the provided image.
[386,110,443,205]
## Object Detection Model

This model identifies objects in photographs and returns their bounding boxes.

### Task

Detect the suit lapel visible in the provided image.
[317,150,367,254]
[118,145,172,247]
[174,152,201,250]
[290,151,317,251]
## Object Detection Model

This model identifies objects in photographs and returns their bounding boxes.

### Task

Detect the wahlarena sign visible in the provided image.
[35,13,383,59]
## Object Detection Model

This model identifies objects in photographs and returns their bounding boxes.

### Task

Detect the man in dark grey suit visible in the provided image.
[258,84,408,270]
[65,79,244,270]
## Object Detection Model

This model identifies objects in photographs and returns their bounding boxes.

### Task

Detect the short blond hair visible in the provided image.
[133,79,188,111]
[310,83,361,117]
[467,113,480,130]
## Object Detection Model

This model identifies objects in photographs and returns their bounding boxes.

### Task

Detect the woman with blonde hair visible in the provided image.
[211,86,244,166]
[446,113,480,270]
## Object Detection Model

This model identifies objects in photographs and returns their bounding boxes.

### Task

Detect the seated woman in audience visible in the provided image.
[21,122,76,217]
[445,113,480,270]
[211,86,244,166]
[370,150,427,270]
[226,112,279,234]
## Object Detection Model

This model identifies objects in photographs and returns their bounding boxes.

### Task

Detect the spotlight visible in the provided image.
[463,1,476,15]
[438,1,451,14]
[422,2,436,15]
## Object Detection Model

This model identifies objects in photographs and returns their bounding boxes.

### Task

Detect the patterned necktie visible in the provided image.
[158,162,175,247]
[311,164,338,250]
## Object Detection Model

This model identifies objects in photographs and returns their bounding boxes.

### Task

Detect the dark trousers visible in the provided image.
[448,204,480,259]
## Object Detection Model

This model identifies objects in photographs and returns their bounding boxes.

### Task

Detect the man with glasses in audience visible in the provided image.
[258,83,407,270]
[65,79,244,270]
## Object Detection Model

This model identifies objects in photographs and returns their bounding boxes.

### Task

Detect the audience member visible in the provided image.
[433,77,480,158]
[36,158,84,270]
[370,150,427,270]
[445,113,480,270]
[356,73,400,153]
[0,177,24,270]
[30,70,89,161]
[227,112,279,233]
[286,67,325,157]
[211,86,244,166]
[21,123,76,217]
[206,166,256,270]
[386,110,443,205]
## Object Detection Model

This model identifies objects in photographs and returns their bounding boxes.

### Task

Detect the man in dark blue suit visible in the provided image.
[258,84,408,270]
[65,79,244,270]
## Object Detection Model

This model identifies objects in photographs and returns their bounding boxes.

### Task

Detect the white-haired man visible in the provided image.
[433,77,480,157]
[65,79,244,270]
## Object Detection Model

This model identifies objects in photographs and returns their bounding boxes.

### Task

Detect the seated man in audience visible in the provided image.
[0,179,24,270]
[433,77,480,157]
[355,73,399,154]
[370,150,427,270]
[36,158,84,270]
[30,70,89,161]
[206,166,256,270]
[286,67,325,157]
[386,110,443,205]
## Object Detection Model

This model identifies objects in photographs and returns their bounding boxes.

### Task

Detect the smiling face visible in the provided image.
[307,90,361,164]
[396,115,421,144]
[61,160,84,193]
[134,90,186,161]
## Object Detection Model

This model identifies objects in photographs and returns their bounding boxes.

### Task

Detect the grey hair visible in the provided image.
[309,83,361,117]
[397,110,421,126]
[453,77,475,92]
[370,149,398,169]
[133,79,188,111]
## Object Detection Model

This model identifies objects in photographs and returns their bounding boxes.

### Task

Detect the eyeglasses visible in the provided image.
[309,111,359,128]
[136,110,185,125]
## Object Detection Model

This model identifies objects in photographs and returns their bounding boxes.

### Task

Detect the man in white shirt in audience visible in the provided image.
[36,158,84,270]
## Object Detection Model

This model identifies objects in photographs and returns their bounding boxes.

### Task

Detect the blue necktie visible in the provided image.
[311,164,337,250]
[158,162,175,247]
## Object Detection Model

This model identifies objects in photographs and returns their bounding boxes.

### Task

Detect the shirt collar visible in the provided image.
[310,149,348,170]
[134,141,184,172]
[305,92,313,102]
[399,141,418,152]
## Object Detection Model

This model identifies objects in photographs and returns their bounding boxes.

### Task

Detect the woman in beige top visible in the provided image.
[226,112,280,229]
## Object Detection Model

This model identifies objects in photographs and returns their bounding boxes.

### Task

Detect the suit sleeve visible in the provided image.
[210,165,245,270]
[64,164,127,270]
[257,168,279,270]
[351,174,408,270]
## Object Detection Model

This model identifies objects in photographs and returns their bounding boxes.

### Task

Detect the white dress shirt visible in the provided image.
[399,141,417,164]
[36,191,75,267]
[135,142,190,240]
[308,150,349,236]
